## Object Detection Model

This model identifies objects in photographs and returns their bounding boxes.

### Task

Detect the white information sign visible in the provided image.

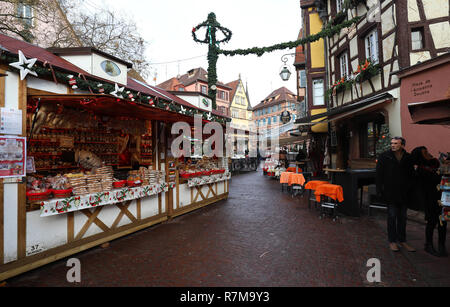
[0,108,23,135]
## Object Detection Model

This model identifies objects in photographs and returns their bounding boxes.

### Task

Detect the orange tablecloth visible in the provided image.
[314,184,344,203]
[304,180,329,191]
[280,172,293,184]
[286,167,303,173]
[288,173,306,186]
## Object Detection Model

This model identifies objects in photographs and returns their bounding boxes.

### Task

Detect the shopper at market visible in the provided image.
[411,146,447,257]
[376,137,416,252]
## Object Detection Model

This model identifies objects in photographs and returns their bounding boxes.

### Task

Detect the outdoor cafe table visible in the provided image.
[314,184,344,203]
[288,173,306,186]
[280,172,293,185]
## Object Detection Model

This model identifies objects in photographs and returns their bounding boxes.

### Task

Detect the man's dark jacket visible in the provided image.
[376,150,415,206]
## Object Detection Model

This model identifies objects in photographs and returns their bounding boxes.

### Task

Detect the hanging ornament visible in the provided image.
[9,50,38,80]
[97,83,105,94]
[126,91,135,101]
[110,83,125,97]
[67,75,78,89]
[148,97,155,106]
[180,106,186,114]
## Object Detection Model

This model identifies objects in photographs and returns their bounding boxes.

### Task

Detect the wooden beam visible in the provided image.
[75,207,103,241]
[0,179,3,265]
[67,212,74,243]
[0,69,4,264]
[17,79,27,260]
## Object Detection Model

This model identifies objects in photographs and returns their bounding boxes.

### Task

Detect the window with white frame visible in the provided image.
[365,29,379,64]
[312,79,325,106]
[17,2,33,27]
[339,52,349,78]
[201,85,207,94]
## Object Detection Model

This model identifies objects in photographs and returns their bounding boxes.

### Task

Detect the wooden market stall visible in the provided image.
[0,34,231,282]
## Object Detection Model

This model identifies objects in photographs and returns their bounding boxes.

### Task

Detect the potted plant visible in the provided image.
[326,76,354,99]
[354,58,381,83]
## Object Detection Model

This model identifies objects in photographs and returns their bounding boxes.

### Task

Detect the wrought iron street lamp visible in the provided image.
[279,53,296,81]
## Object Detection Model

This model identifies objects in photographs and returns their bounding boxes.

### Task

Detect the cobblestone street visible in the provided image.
[5,169,450,287]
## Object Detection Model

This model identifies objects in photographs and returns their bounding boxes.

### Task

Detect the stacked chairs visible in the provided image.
[288,173,306,197]
[304,181,329,210]
[314,184,344,222]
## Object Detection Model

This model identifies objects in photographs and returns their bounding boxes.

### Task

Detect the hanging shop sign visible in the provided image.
[0,136,26,178]
[280,111,292,125]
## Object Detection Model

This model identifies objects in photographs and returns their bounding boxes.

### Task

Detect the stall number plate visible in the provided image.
[27,243,44,256]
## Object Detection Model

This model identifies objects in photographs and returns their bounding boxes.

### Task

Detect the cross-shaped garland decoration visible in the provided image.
[192,12,232,110]
[192,9,362,107]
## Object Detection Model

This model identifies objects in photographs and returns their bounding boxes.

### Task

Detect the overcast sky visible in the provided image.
[84,0,302,107]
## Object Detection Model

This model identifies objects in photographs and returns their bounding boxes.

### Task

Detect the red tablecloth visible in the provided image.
[280,172,293,184]
[314,184,344,203]
[288,173,306,186]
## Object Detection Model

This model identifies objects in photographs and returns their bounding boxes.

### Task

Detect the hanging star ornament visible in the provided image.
[180,106,186,114]
[110,83,125,97]
[9,50,38,80]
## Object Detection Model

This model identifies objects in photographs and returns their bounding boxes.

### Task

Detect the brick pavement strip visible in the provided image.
[5,170,450,287]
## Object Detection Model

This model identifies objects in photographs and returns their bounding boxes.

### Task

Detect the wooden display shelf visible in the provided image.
[29,153,62,157]
[36,166,79,171]
[75,141,119,145]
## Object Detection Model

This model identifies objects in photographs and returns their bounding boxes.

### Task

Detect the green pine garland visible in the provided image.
[0,51,230,125]
[217,17,361,57]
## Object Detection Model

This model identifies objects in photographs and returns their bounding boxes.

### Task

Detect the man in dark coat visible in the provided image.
[376,137,416,252]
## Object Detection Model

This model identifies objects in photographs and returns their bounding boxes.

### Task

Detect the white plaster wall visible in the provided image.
[4,72,19,109]
[3,184,18,264]
[26,211,67,256]
[385,88,402,137]
[61,55,92,74]
[381,6,396,35]
[410,51,431,66]
[141,194,162,219]
[422,0,449,19]
[373,74,383,92]
[429,22,450,49]
[27,76,67,94]
[383,33,396,63]
[349,38,358,59]
[408,0,421,22]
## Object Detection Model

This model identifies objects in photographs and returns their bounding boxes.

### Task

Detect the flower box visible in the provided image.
[354,59,381,83]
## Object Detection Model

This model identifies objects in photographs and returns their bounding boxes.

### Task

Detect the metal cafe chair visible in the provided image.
[319,195,340,222]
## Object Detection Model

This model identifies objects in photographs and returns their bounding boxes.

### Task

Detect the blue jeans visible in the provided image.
[387,203,408,243]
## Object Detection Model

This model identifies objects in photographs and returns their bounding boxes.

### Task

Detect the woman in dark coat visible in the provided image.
[411,146,447,257]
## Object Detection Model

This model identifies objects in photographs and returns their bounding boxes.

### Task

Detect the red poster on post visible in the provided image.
[0,136,26,178]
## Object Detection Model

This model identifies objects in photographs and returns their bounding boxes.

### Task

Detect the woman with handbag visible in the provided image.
[411,146,448,257]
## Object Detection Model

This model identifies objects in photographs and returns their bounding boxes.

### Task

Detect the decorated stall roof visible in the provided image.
[0,33,230,125]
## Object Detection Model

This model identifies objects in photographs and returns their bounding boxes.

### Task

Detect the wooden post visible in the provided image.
[17,79,27,259]
[0,68,5,264]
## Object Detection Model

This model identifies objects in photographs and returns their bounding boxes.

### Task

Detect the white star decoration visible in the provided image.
[9,50,38,80]
[180,106,186,114]
[207,112,213,121]
[110,83,125,97]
